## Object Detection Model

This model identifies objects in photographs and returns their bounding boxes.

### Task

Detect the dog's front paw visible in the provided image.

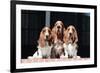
[73,56,81,59]
[60,55,68,59]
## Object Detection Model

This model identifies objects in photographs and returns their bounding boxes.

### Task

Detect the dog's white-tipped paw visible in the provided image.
[76,56,81,59]
[28,56,33,59]
[60,55,68,59]
[73,56,81,59]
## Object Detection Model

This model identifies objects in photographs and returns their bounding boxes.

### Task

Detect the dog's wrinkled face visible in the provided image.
[67,25,76,43]
[41,27,51,41]
[54,21,63,34]
[64,25,78,44]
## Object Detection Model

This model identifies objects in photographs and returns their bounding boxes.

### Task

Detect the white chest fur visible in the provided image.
[33,41,52,58]
[39,46,52,57]
[63,43,77,57]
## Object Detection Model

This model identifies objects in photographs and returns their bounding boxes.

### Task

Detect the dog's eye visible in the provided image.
[55,23,57,26]
[72,29,75,32]
[48,30,51,34]
[43,30,45,33]
[68,28,70,31]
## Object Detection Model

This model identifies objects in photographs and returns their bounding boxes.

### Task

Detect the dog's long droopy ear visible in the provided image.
[51,27,57,43]
[74,27,78,43]
[63,29,68,43]
[38,31,45,48]
[52,26,56,33]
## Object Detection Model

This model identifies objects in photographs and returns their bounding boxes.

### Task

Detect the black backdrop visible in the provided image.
[21,10,45,58]
[21,10,90,59]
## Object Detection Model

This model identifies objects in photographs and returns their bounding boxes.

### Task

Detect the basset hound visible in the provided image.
[33,26,52,59]
[63,25,80,58]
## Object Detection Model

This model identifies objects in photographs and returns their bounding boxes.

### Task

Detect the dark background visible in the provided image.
[21,10,90,59]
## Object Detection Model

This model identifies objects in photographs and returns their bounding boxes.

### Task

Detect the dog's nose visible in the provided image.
[57,26,60,29]
[46,35,49,39]
[69,33,72,36]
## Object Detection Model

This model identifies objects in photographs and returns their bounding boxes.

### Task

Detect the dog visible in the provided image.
[51,20,65,44]
[33,26,52,59]
[63,25,80,58]
[50,20,65,58]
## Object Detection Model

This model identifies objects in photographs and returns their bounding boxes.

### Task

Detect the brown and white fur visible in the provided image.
[33,26,52,59]
[50,21,65,58]
[50,41,65,58]
[63,25,80,58]
[51,20,65,43]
